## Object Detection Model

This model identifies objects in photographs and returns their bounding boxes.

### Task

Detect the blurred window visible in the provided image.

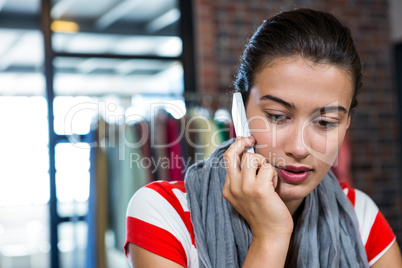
[0,96,50,267]
[0,0,184,267]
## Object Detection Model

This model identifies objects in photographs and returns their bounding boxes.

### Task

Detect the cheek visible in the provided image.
[248,117,277,151]
[317,127,346,150]
[306,129,345,166]
[250,125,288,167]
[309,132,338,153]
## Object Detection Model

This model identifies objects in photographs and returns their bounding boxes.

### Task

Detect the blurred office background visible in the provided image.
[0,0,401,267]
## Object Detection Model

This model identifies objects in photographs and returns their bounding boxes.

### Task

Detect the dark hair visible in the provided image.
[234,8,362,111]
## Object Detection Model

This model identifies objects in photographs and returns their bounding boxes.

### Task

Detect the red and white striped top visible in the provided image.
[124,180,395,267]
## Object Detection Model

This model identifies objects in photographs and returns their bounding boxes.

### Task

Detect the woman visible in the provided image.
[124,8,402,267]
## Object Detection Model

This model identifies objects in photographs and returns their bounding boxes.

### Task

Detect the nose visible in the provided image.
[283,121,309,160]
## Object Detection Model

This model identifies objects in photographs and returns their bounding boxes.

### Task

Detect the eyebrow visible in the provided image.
[313,106,348,114]
[260,94,295,108]
[260,94,348,114]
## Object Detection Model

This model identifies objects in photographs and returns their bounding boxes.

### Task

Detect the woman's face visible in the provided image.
[246,56,354,210]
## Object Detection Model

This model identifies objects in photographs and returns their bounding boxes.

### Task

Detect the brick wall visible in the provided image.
[194,0,402,242]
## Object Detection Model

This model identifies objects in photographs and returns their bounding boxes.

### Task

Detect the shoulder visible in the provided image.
[126,181,190,225]
[339,182,396,266]
[126,180,192,241]
[339,181,379,239]
[127,180,187,211]
[125,181,198,267]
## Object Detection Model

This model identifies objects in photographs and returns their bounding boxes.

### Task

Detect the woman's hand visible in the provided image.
[223,136,294,267]
[223,136,294,239]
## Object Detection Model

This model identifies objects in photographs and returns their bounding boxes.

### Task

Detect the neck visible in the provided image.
[285,198,305,216]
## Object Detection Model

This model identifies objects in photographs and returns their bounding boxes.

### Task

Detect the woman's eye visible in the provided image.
[315,120,338,129]
[266,113,288,124]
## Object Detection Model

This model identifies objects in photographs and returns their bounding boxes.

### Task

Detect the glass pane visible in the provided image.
[55,143,90,217]
[51,0,180,55]
[0,97,49,206]
[53,57,184,96]
[53,96,97,135]
[0,29,45,96]
[53,33,182,57]
[0,97,49,268]
[58,221,87,268]
[0,205,50,268]
[0,1,49,266]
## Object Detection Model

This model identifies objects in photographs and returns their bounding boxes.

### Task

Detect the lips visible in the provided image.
[275,165,312,183]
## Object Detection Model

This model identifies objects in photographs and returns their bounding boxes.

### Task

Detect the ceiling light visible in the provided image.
[51,20,79,33]
[147,8,181,33]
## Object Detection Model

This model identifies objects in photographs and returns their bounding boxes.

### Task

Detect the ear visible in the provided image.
[346,113,352,129]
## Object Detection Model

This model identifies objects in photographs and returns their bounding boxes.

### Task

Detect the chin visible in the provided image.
[275,179,314,203]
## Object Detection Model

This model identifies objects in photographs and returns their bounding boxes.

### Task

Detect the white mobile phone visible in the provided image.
[232,92,255,153]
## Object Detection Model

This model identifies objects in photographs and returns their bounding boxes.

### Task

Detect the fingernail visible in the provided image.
[248,136,255,142]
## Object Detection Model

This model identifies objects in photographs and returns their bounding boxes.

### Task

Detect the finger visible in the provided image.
[222,174,232,201]
[240,152,267,175]
[224,137,256,194]
[224,136,255,175]
[240,153,267,189]
[233,135,255,153]
[255,162,278,191]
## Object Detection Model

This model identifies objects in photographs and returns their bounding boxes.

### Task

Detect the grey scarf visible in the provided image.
[185,139,369,268]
